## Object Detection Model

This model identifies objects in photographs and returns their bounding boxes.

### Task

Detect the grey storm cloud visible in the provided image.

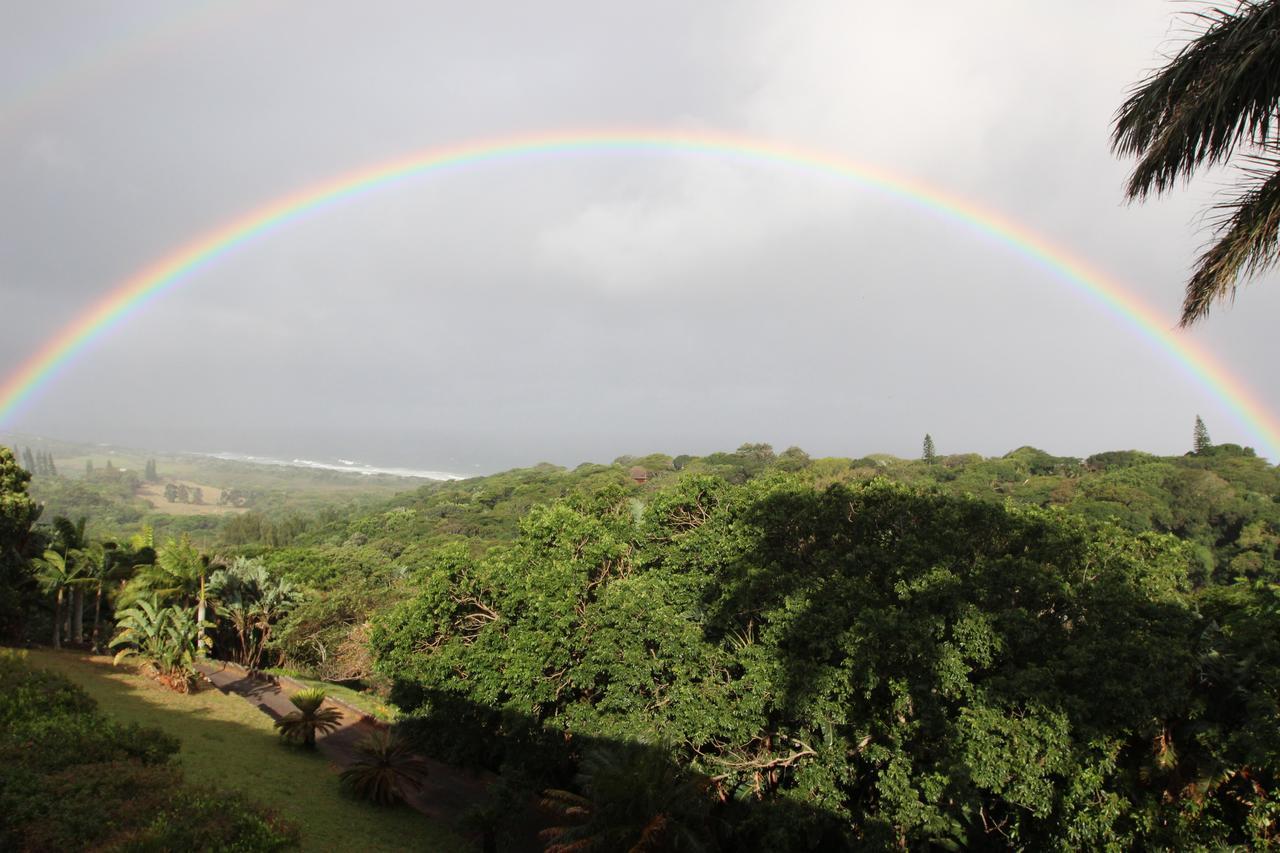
[2,0,1278,472]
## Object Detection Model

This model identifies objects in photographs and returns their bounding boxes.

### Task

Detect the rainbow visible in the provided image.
[2,129,1277,459]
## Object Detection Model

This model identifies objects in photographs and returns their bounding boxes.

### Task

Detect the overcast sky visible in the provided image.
[3,0,1278,473]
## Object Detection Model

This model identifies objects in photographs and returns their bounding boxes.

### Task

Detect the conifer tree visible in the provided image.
[47,453,57,477]
[85,459,94,477]
[21,447,36,473]
[1193,415,1213,454]
[145,459,158,482]
[922,433,936,465]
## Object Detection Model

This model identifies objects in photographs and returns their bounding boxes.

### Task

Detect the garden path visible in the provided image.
[196,660,494,827]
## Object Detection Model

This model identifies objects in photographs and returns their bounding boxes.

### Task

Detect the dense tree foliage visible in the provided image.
[370,469,1280,848]
[0,447,42,639]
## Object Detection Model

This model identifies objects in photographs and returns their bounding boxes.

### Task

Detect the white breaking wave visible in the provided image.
[200,451,465,481]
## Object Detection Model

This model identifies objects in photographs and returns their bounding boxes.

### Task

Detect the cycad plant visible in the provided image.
[338,729,430,806]
[275,688,343,748]
[540,742,713,853]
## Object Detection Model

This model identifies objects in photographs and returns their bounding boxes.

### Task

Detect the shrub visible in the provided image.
[339,729,430,806]
[275,688,342,748]
[0,651,299,851]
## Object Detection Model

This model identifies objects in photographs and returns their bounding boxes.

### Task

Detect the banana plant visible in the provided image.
[110,595,212,692]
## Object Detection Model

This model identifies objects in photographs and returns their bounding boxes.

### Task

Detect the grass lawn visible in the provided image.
[24,648,470,853]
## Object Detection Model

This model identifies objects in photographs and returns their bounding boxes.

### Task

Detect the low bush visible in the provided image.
[0,650,299,851]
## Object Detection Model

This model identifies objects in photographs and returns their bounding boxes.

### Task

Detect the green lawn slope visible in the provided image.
[24,649,468,853]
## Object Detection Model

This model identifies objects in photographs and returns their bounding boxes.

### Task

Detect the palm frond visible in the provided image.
[1182,152,1280,323]
[1113,1,1280,198]
[275,688,343,747]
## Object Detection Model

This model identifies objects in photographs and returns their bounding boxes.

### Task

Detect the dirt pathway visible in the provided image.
[196,660,495,827]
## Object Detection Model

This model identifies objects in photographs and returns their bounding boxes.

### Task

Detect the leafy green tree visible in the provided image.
[339,730,430,806]
[0,447,41,638]
[1194,414,1214,454]
[375,473,1275,849]
[775,446,811,472]
[164,483,178,503]
[275,688,342,748]
[1113,0,1280,323]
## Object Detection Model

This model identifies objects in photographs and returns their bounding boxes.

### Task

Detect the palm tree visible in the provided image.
[540,743,713,852]
[339,730,430,805]
[33,550,87,649]
[275,688,343,749]
[125,536,210,652]
[208,557,300,669]
[52,516,88,642]
[87,542,147,649]
[1113,0,1280,325]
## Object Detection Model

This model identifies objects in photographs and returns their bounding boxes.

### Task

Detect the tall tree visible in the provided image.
[0,447,42,638]
[52,516,89,643]
[922,433,937,465]
[1113,0,1280,324]
[21,447,36,473]
[126,536,211,652]
[1194,414,1214,454]
[33,550,86,648]
[209,557,300,669]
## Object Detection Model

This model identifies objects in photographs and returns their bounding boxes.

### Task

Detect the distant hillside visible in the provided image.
[209,441,1277,682]
[0,434,428,546]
